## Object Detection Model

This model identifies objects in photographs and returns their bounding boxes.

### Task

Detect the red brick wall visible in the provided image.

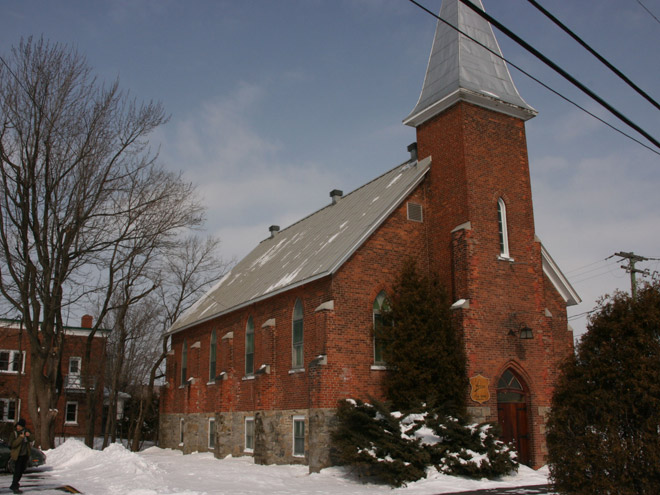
[416,102,573,466]
[162,101,574,468]
[0,322,107,439]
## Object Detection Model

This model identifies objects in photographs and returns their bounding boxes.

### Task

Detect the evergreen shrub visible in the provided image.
[547,282,660,495]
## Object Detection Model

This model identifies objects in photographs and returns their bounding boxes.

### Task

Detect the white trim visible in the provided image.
[0,350,25,374]
[540,243,581,306]
[497,198,510,259]
[244,417,255,453]
[314,300,334,312]
[261,318,276,328]
[65,401,78,425]
[0,397,20,422]
[370,365,388,371]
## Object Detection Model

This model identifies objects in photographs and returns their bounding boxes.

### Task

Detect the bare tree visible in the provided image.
[128,235,230,451]
[0,37,202,448]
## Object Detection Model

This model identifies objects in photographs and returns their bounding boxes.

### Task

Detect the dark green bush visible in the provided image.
[547,283,660,495]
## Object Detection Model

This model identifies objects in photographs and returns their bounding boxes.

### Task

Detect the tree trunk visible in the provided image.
[131,337,167,452]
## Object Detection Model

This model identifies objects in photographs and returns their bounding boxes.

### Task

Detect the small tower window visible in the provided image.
[497,198,510,258]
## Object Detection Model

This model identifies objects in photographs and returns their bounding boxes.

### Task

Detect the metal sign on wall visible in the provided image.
[470,374,490,404]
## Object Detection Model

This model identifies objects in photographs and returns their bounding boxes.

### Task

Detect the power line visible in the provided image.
[525,0,660,112]
[636,0,660,26]
[458,0,660,150]
[565,255,615,275]
[405,0,660,157]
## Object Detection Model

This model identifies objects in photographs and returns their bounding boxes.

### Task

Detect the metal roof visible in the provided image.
[404,0,536,127]
[167,156,431,335]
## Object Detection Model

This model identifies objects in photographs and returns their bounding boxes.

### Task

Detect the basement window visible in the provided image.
[407,202,423,222]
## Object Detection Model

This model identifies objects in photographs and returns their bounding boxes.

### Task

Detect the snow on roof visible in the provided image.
[167,157,431,335]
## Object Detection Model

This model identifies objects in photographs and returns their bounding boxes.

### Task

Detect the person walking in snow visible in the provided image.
[9,418,32,494]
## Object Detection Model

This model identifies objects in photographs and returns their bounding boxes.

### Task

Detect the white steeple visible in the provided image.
[404,0,537,127]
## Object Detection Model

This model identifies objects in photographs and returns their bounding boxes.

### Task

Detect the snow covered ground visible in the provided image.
[9,439,552,495]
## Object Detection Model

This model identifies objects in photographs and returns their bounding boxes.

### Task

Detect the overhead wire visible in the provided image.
[405,0,660,157]
[636,0,660,26]
[457,0,660,150]
[525,0,660,112]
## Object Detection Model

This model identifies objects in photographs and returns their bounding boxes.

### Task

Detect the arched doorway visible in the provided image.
[497,369,530,465]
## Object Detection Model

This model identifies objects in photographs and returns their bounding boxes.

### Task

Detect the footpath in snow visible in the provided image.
[33,439,550,495]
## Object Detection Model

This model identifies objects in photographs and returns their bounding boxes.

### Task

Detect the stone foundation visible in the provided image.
[160,408,336,472]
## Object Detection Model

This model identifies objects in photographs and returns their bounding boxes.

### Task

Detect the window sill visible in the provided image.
[292,454,305,458]
[288,368,305,374]
[370,365,389,371]
[207,380,216,386]
[497,255,515,262]
[64,422,78,426]
[242,375,255,381]
[244,448,254,454]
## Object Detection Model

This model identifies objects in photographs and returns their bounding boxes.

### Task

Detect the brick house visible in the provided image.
[159,0,579,470]
[0,315,109,440]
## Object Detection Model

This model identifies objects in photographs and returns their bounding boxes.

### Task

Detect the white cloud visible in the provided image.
[159,83,339,260]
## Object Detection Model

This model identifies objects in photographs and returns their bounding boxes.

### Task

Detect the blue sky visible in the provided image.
[3,0,659,338]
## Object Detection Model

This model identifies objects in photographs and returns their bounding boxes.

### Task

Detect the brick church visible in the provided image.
[159,0,579,470]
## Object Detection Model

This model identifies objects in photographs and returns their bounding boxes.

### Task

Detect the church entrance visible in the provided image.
[497,369,530,465]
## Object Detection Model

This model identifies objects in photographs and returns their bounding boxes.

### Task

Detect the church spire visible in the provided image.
[404,0,536,127]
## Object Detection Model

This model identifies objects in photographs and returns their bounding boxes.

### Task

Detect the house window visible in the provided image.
[0,398,18,422]
[373,291,391,364]
[69,356,81,375]
[293,416,305,457]
[179,418,184,445]
[497,197,510,258]
[65,401,78,424]
[209,330,217,382]
[67,356,82,388]
[245,317,254,376]
[244,417,255,452]
[181,339,188,386]
[292,299,304,369]
[208,417,216,449]
[0,350,24,374]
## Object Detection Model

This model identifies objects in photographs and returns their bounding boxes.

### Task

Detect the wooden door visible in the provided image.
[497,402,530,465]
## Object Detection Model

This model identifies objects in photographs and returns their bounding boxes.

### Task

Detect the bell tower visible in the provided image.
[404,0,576,467]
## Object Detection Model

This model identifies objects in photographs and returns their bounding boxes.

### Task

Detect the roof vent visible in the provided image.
[329,189,343,205]
[269,225,280,238]
[407,142,418,162]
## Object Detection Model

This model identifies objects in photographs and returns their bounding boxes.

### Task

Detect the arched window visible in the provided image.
[497,198,510,258]
[292,299,304,369]
[497,369,524,403]
[181,339,188,386]
[209,330,217,382]
[245,317,254,376]
[373,291,391,364]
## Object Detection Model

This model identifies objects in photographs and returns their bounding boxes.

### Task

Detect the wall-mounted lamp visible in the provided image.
[508,326,534,340]
[215,371,227,381]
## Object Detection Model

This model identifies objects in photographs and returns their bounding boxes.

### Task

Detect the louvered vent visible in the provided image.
[407,202,423,222]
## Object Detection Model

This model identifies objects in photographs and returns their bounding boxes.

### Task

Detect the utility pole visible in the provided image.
[615,251,651,299]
